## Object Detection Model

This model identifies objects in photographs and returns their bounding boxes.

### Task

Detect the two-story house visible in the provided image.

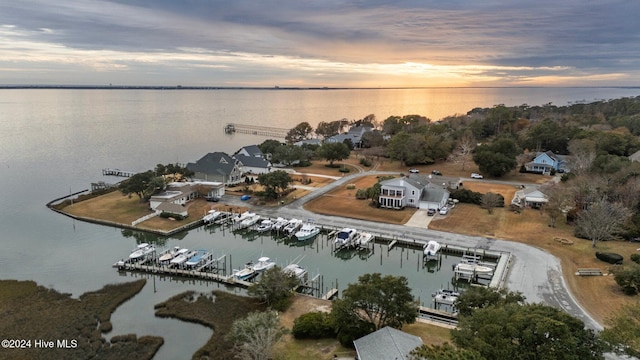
[186,152,243,185]
[525,151,569,174]
[379,174,456,210]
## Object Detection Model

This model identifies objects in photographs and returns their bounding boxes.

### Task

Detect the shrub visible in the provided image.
[450,189,483,205]
[292,312,335,339]
[631,253,640,265]
[612,265,640,295]
[359,158,372,167]
[346,184,356,190]
[355,189,368,200]
[339,167,350,173]
[596,252,624,265]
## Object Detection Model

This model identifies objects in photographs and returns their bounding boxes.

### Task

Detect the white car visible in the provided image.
[408,168,420,173]
[471,173,483,179]
[439,207,449,215]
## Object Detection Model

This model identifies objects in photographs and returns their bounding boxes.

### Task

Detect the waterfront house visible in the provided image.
[353,326,423,360]
[235,145,264,158]
[149,183,198,216]
[379,174,455,210]
[511,188,548,208]
[325,124,373,148]
[234,154,272,175]
[525,151,568,174]
[186,152,243,185]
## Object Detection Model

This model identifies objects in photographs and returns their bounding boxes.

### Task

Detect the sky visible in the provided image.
[1,0,640,88]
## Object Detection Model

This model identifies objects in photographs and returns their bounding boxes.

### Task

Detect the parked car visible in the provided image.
[427,208,436,216]
[471,173,483,179]
[439,206,449,215]
[431,170,442,175]
[409,168,420,173]
[240,195,251,201]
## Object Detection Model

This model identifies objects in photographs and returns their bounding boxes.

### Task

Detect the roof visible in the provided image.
[235,154,271,168]
[380,176,427,192]
[236,145,263,157]
[186,152,238,176]
[156,202,188,215]
[420,187,448,203]
[353,326,423,360]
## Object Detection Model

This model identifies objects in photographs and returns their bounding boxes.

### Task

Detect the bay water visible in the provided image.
[1,87,638,359]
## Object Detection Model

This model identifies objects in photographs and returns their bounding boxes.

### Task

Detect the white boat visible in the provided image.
[334,228,357,245]
[234,263,256,280]
[202,210,221,223]
[129,243,155,260]
[355,232,373,246]
[423,240,441,257]
[295,222,320,241]
[170,249,195,265]
[158,246,184,263]
[233,211,255,223]
[253,256,276,272]
[283,218,302,235]
[432,289,460,305]
[454,262,494,275]
[256,219,274,232]
[271,217,289,232]
[283,263,307,279]
[239,214,261,229]
[185,249,208,267]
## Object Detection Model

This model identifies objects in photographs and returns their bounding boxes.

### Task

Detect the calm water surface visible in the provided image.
[1,88,638,359]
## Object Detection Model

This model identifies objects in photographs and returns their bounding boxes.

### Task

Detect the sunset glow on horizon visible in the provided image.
[1,1,639,87]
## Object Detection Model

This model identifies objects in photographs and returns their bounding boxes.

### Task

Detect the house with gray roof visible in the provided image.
[379,174,454,210]
[234,154,272,175]
[353,326,423,360]
[326,124,373,148]
[511,188,548,208]
[235,145,264,158]
[186,152,243,185]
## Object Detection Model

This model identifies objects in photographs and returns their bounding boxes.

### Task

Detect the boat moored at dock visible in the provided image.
[252,256,276,272]
[294,222,321,241]
[334,228,357,245]
[423,240,442,260]
[129,243,155,260]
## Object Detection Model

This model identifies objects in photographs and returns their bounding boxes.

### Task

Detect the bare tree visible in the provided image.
[227,310,287,360]
[568,138,597,174]
[481,192,503,214]
[455,132,476,171]
[540,183,570,227]
[574,198,631,247]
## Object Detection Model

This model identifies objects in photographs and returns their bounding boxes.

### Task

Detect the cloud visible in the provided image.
[0,0,639,86]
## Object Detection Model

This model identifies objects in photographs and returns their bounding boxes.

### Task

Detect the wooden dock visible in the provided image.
[224,123,289,138]
[102,168,136,177]
[115,261,253,287]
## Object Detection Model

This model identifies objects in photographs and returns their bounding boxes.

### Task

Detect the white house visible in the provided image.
[234,154,272,175]
[235,145,264,158]
[379,174,454,210]
[149,183,199,216]
[511,188,548,208]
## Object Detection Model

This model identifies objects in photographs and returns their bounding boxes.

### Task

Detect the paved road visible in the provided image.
[226,170,603,331]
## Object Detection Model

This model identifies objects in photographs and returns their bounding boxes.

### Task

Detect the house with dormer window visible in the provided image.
[186,152,243,185]
[378,174,457,210]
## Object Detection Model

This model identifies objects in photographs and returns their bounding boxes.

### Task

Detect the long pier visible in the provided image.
[224,123,289,138]
[102,168,136,177]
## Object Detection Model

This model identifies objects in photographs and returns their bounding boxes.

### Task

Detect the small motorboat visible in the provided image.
[170,249,194,266]
[271,217,289,232]
[355,232,373,246]
[283,263,307,279]
[233,211,255,223]
[256,219,274,232]
[454,262,494,275]
[239,214,261,229]
[202,210,221,223]
[432,289,461,305]
[283,219,302,235]
[295,222,320,241]
[158,246,184,263]
[185,249,208,267]
[129,243,155,260]
[423,240,441,258]
[334,228,357,245]
[234,263,256,280]
[253,257,276,272]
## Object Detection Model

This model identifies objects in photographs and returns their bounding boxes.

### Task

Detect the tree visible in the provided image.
[361,130,385,148]
[258,139,283,156]
[330,273,417,336]
[611,265,640,295]
[257,170,292,199]
[285,122,313,144]
[454,287,525,317]
[454,132,476,171]
[317,142,350,167]
[316,119,348,139]
[410,342,485,360]
[118,170,164,201]
[227,310,287,360]
[540,182,570,227]
[574,197,631,247]
[452,303,605,360]
[247,266,299,311]
[567,138,596,175]
[272,144,307,166]
[473,138,519,177]
[600,302,640,357]
[480,192,503,214]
